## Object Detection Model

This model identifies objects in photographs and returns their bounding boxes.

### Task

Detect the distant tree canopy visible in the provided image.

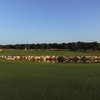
[0,42,100,51]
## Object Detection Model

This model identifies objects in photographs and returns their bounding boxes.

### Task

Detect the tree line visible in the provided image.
[0,42,100,51]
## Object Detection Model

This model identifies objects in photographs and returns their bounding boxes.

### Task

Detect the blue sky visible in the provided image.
[0,0,100,44]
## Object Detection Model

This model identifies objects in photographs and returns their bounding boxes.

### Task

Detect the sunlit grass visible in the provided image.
[0,49,100,56]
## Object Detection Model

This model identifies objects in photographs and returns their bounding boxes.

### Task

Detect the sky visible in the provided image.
[0,0,100,44]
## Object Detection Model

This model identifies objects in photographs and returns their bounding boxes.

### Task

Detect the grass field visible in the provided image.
[0,49,100,56]
[0,60,100,100]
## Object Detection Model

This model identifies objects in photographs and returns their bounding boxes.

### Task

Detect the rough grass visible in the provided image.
[0,49,100,56]
[0,60,100,100]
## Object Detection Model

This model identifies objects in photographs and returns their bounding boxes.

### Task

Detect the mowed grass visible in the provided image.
[0,60,100,100]
[0,49,100,56]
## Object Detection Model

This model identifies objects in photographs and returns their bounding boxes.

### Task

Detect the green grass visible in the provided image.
[0,60,100,100]
[0,49,100,56]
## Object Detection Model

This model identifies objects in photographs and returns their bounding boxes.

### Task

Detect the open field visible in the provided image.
[0,49,100,56]
[0,60,100,100]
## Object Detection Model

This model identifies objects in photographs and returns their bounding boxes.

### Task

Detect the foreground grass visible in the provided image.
[0,60,100,100]
[0,49,100,56]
